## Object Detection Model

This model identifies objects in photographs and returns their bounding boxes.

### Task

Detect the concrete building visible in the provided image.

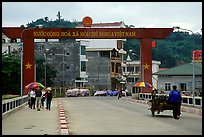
[86,48,124,90]
[34,41,81,87]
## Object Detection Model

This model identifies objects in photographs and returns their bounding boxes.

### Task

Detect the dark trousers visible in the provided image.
[46,99,52,110]
[171,102,181,119]
[28,98,31,108]
[41,97,45,108]
[118,93,122,99]
[30,97,36,109]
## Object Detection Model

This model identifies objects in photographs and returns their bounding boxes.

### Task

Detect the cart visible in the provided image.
[147,96,174,117]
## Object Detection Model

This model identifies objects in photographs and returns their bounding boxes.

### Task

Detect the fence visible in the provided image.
[2,87,71,117]
[2,89,201,118]
[2,95,29,118]
[138,93,202,108]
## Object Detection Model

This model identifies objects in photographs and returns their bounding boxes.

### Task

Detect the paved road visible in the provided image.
[2,96,202,135]
[61,96,202,135]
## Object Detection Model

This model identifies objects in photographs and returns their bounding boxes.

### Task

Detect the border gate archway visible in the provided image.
[2,27,173,95]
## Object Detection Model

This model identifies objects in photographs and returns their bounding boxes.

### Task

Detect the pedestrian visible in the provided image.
[167,85,182,119]
[30,88,36,109]
[44,87,53,111]
[118,89,122,99]
[41,88,46,109]
[27,89,31,108]
[35,87,42,111]
[151,88,157,100]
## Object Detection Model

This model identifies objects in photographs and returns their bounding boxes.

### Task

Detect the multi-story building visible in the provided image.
[77,22,127,90]
[34,41,81,87]
[122,55,161,93]
[86,47,124,91]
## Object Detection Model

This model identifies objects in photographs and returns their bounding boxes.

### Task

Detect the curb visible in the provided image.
[123,98,202,116]
[58,99,69,135]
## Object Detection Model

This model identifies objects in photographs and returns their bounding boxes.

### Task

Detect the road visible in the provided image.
[61,96,202,135]
[2,96,202,135]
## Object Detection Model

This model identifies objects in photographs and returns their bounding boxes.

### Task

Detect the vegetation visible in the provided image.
[2,54,21,95]
[123,31,202,68]
[2,53,57,95]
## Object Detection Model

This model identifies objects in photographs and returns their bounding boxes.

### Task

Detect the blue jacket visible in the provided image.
[168,90,182,103]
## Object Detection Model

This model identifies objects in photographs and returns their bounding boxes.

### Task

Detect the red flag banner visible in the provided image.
[152,40,156,48]
[192,50,202,63]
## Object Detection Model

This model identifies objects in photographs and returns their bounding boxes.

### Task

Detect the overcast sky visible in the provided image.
[2,2,202,34]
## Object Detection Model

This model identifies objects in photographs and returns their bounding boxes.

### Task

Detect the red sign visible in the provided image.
[152,40,156,48]
[192,50,202,62]
[82,16,93,27]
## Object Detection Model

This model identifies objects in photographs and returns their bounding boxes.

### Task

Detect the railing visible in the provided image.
[2,87,70,116]
[2,95,29,117]
[138,93,202,108]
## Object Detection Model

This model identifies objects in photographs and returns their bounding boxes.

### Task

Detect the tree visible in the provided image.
[2,54,21,95]
[35,57,57,87]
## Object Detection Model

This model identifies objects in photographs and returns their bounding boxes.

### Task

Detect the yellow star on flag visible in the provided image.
[25,62,32,69]
[143,63,150,70]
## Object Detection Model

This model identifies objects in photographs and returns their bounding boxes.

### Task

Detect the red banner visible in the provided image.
[192,50,202,62]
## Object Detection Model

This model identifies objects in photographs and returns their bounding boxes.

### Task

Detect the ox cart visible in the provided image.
[147,96,174,117]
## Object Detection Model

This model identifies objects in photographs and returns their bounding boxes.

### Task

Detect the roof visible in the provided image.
[76,21,126,28]
[153,62,202,76]
[86,48,118,52]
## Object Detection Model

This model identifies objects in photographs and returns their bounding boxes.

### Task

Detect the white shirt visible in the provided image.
[30,90,36,98]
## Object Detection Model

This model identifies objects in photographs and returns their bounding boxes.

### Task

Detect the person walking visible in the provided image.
[44,87,53,111]
[40,88,46,109]
[118,89,122,100]
[27,89,31,108]
[167,85,182,119]
[30,88,36,109]
[35,87,42,111]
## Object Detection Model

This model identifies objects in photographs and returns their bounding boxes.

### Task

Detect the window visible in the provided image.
[111,62,115,72]
[180,83,187,91]
[127,66,134,72]
[127,77,134,82]
[81,46,86,55]
[100,51,110,57]
[135,66,140,73]
[81,61,86,71]
[165,83,171,91]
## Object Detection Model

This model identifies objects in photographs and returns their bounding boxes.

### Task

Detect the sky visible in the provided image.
[2,2,202,34]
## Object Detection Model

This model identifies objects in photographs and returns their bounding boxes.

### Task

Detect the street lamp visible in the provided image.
[44,53,47,87]
[173,26,195,106]
[20,25,43,96]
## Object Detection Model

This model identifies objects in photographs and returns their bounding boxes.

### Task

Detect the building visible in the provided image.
[86,48,124,90]
[2,32,88,88]
[34,41,81,87]
[122,55,161,94]
[153,62,202,96]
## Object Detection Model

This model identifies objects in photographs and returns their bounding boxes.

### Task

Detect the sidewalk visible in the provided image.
[2,98,60,135]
